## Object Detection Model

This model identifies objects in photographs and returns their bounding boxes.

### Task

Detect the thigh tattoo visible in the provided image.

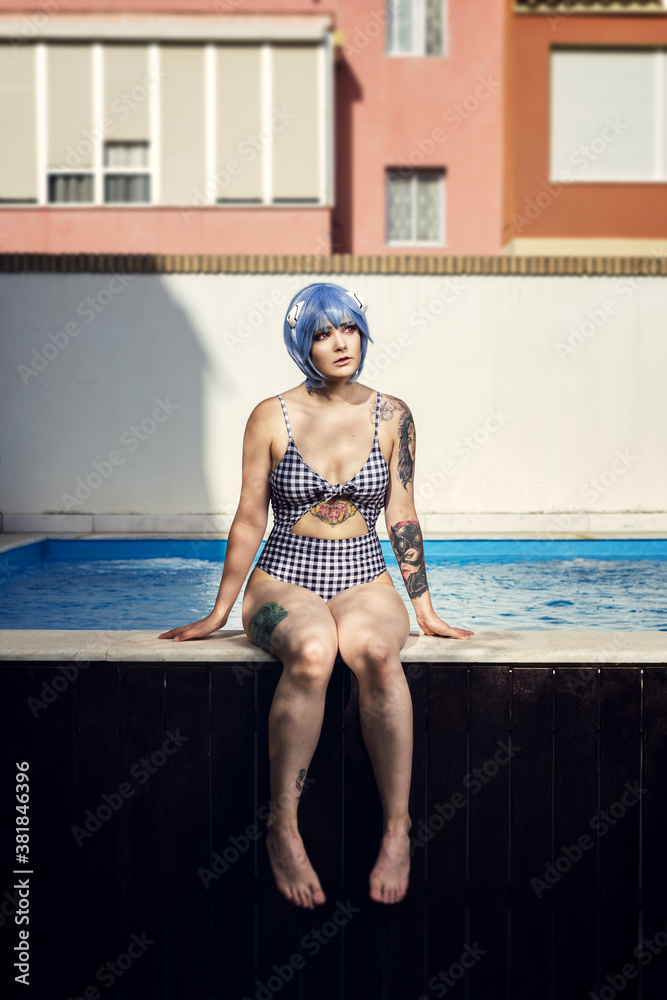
[247,601,289,652]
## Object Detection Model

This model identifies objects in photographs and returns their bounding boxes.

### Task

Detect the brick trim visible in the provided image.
[1,253,666,275]
[514,0,664,11]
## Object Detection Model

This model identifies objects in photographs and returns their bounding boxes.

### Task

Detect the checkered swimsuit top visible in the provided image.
[254,390,391,602]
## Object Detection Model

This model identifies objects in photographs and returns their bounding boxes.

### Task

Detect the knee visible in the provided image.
[349,634,398,684]
[286,636,336,688]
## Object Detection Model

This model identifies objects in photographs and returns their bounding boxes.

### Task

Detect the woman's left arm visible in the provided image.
[382,394,474,640]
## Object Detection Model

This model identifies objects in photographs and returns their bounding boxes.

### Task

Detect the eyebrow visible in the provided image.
[314,319,357,333]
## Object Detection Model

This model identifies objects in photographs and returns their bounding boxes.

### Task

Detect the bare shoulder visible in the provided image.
[248,393,289,423]
[243,395,287,446]
[378,392,414,426]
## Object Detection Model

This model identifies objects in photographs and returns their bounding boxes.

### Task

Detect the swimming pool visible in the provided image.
[1,537,666,631]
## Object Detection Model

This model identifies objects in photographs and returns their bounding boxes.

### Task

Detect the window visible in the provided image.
[551,49,667,182]
[387,0,445,57]
[104,142,150,203]
[0,37,332,208]
[386,168,445,245]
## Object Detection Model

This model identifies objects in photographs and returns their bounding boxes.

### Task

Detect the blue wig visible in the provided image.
[283,282,373,390]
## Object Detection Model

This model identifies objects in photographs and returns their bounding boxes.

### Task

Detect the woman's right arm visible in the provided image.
[158,400,273,641]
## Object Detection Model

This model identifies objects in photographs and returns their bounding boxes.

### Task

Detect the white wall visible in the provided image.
[1,270,665,535]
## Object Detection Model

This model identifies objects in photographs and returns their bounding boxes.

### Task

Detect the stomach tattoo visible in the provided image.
[309,497,358,527]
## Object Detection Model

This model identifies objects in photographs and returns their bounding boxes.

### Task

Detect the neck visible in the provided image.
[306,379,366,403]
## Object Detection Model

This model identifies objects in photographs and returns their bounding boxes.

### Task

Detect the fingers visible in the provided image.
[157,625,199,641]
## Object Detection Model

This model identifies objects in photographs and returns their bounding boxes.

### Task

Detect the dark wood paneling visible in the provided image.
[640,667,667,1000]
[30,664,79,997]
[510,666,553,1000]
[0,665,34,1000]
[386,664,428,1000]
[75,662,122,994]
[209,663,256,999]
[164,666,211,1000]
[2,657,666,1000]
[468,666,511,997]
[117,665,167,1000]
[553,667,599,999]
[599,668,641,1000]
[426,666,469,995]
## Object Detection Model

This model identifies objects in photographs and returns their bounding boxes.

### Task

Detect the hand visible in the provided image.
[158,612,228,642]
[415,611,474,640]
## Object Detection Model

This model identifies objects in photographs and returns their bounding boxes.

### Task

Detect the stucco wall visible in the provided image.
[1,270,665,534]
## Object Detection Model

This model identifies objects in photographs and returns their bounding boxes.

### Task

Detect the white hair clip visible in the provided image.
[286,300,305,329]
[345,289,368,314]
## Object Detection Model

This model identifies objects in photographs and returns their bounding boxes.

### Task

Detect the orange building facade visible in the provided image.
[0,0,665,256]
[506,0,667,255]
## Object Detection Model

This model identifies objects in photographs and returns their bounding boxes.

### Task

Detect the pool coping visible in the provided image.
[1,629,666,663]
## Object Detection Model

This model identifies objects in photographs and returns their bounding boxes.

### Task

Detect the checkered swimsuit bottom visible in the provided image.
[255,390,390,602]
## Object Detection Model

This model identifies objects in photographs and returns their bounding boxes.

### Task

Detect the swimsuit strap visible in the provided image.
[373,390,382,442]
[277,394,293,441]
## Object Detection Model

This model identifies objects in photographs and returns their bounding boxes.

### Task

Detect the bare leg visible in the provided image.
[242,570,338,909]
[328,580,412,903]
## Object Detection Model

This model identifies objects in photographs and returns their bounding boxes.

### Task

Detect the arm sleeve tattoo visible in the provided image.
[396,408,416,490]
[389,519,428,599]
[377,394,416,491]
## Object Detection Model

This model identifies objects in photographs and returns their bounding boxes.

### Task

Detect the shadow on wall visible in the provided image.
[0,265,223,522]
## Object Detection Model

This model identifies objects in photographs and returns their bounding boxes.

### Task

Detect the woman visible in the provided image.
[159,282,473,909]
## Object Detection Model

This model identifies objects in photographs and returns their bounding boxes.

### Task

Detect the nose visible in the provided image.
[332,329,347,350]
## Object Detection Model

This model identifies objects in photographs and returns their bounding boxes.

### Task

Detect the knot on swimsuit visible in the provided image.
[324,482,357,497]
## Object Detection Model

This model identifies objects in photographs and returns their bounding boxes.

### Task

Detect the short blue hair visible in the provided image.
[283,282,372,390]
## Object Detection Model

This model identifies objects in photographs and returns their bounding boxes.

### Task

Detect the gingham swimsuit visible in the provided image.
[255,390,390,601]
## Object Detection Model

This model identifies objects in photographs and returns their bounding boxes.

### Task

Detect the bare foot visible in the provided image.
[369,826,411,904]
[266,821,326,909]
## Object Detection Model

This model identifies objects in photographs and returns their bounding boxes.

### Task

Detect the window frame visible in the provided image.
[386,0,448,59]
[385,167,447,247]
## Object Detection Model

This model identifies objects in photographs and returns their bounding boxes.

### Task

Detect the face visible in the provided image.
[309,315,361,380]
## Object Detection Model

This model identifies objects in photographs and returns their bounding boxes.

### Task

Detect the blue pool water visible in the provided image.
[1,538,666,631]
